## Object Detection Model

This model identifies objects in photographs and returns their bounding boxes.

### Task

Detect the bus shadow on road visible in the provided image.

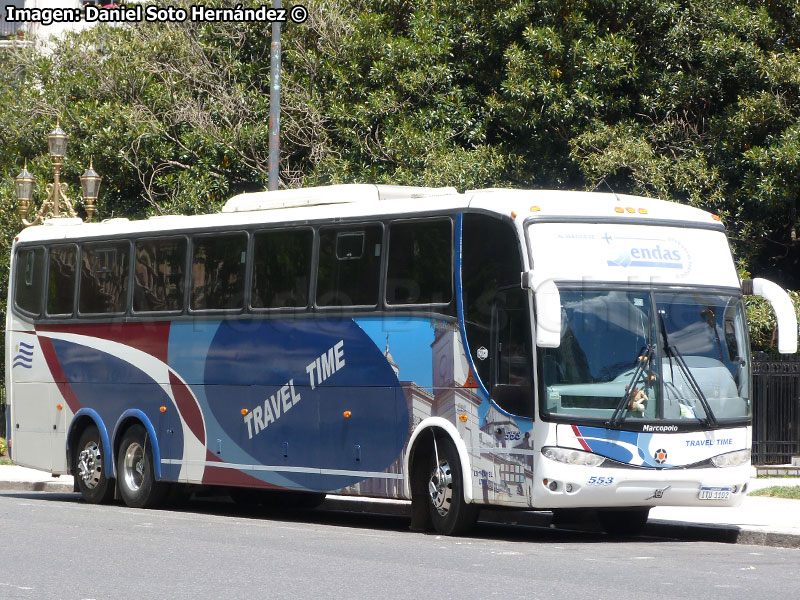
[3,490,698,545]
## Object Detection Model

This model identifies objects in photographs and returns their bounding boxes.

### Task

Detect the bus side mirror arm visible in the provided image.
[743,278,798,354]
[522,271,561,348]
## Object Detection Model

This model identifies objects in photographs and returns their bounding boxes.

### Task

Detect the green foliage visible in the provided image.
[0,0,800,356]
[282,0,516,188]
[0,437,6,457]
[749,485,800,499]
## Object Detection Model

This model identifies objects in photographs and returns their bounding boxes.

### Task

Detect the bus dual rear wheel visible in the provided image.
[116,424,168,509]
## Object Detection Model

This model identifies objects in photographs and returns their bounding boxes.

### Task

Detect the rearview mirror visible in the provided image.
[522,271,562,348]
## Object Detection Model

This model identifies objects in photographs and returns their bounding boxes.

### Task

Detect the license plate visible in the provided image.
[699,487,731,500]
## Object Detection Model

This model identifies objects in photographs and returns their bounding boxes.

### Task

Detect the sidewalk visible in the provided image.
[1,464,798,548]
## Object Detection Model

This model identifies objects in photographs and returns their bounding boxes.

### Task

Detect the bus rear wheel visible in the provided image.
[75,425,114,504]
[117,424,167,509]
[427,436,478,536]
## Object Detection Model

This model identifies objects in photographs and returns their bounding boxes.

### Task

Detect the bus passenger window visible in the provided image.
[133,238,187,312]
[386,219,452,305]
[15,246,45,316]
[79,242,130,314]
[47,245,77,316]
[317,225,382,307]
[191,233,247,310]
[252,229,312,309]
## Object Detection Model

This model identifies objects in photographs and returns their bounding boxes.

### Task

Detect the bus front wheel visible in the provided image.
[74,425,114,504]
[427,436,478,536]
[117,424,167,509]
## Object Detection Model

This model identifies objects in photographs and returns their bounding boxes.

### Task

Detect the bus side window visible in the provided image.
[15,246,45,316]
[133,238,187,313]
[251,229,313,309]
[386,218,452,306]
[79,242,131,314]
[46,245,77,316]
[190,233,248,310]
[316,224,382,307]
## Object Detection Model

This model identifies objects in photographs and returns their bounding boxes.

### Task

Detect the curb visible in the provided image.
[3,481,799,549]
[0,480,74,493]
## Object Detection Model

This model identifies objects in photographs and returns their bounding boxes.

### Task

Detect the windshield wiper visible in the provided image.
[658,312,718,427]
[609,344,654,427]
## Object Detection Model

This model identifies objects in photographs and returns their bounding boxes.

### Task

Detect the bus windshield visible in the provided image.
[539,287,750,425]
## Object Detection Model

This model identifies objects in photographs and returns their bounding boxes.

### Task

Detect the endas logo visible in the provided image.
[605,235,684,270]
[654,448,668,464]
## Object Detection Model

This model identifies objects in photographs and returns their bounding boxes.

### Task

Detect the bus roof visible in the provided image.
[466,188,722,228]
[13,185,723,243]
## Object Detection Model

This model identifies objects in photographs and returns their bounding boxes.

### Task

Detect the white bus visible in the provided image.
[5,184,797,535]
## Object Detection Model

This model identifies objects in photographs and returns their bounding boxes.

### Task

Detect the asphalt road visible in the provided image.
[1,491,798,600]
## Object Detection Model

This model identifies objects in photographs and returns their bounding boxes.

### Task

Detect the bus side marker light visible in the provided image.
[159,406,167,413]
[56,404,63,411]
[459,413,468,422]
[511,211,517,219]
[343,411,352,418]
[638,208,648,214]
[712,214,721,221]
[530,206,541,212]
[626,207,635,213]
[614,207,624,213]
[241,408,249,416]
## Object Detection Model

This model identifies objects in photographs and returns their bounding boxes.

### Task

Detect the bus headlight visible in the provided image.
[542,446,606,467]
[710,449,750,468]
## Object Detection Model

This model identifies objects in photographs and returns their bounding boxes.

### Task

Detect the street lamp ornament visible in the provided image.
[80,159,101,221]
[14,124,100,226]
[14,161,34,221]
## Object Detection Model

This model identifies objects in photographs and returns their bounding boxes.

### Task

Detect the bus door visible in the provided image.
[486,288,536,506]
[461,213,536,506]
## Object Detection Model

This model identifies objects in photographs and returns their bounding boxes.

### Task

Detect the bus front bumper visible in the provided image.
[532,457,751,509]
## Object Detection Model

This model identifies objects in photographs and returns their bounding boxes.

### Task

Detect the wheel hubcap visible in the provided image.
[77,442,103,489]
[122,442,145,492]
[429,459,453,516]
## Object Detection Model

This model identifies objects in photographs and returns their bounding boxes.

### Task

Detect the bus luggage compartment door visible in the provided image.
[11,382,59,471]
